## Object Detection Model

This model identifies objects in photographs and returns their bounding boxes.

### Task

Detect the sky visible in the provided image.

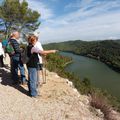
[25,0,120,43]
[2,0,120,43]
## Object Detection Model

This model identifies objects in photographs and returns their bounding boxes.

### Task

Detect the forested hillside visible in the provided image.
[44,40,120,72]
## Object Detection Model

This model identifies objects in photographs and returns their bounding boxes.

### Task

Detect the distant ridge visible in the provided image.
[44,39,120,72]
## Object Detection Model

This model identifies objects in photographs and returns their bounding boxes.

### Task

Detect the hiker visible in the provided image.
[9,31,27,85]
[0,39,5,67]
[26,35,57,97]
[32,32,45,85]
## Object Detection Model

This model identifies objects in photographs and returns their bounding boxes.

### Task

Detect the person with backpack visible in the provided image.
[9,31,27,85]
[26,35,57,98]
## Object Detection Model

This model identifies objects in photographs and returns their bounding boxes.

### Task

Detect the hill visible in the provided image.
[44,40,120,72]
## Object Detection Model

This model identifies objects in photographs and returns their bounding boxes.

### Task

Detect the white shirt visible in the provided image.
[0,42,4,56]
[31,41,43,64]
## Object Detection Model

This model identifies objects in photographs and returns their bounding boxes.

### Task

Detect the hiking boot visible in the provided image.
[21,81,28,86]
[20,79,28,85]
[31,94,41,98]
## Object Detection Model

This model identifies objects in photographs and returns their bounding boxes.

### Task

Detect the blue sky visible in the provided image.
[14,0,120,43]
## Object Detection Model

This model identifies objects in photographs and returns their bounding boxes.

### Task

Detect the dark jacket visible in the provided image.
[10,38,21,57]
[26,44,39,68]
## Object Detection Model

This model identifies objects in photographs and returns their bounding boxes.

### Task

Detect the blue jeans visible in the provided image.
[11,56,26,84]
[28,68,38,97]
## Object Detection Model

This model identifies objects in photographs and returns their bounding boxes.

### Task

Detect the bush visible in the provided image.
[90,90,113,119]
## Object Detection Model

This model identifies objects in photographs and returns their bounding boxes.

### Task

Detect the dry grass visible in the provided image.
[90,91,116,120]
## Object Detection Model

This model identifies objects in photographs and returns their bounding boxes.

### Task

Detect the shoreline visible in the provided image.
[85,54,120,73]
[62,60,73,67]
[62,51,120,73]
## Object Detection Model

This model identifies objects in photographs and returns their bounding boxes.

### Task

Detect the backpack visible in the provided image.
[5,41,15,55]
[21,47,29,64]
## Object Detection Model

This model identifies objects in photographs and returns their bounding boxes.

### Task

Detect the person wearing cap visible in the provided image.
[32,32,45,85]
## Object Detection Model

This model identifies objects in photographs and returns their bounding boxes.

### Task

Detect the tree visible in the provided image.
[0,0,40,38]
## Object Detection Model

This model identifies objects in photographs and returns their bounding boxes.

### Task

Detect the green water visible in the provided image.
[60,52,120,99]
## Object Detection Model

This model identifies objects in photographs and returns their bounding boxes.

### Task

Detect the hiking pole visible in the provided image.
[41,62,45,85]
[43,56,47,84]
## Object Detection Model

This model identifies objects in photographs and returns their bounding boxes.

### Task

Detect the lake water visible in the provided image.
[60,52,120,99]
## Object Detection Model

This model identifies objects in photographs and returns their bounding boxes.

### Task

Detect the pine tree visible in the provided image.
[0,0,40,38]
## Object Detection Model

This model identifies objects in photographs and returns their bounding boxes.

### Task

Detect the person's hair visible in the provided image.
[10,31,19,38]
[28,35,38,44]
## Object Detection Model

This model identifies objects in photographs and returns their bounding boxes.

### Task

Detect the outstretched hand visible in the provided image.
[53,50,59,53]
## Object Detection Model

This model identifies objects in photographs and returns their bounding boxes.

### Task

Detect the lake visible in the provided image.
[60,52,120,99]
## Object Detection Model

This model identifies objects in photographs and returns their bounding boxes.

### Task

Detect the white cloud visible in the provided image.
[26,0,54,20]
[26,0,120,44]
[65,0,93,9]
[39,12,120,44]
[64,0,120,22]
